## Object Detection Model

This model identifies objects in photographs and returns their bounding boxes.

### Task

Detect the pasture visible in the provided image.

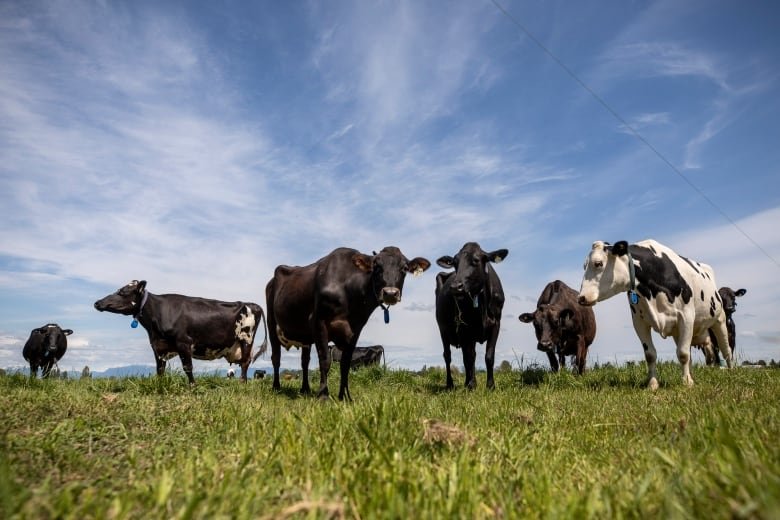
[1,363,778,519]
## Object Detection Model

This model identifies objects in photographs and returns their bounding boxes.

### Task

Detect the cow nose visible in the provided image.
[451,280,465,293]
[538,341,553,352]
[381,287,401,305]
[577,295,590,306]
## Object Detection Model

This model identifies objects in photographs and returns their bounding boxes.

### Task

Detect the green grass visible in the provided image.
[1,363,778,519]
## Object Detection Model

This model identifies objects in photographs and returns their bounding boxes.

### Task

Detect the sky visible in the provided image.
[1,0,779,376]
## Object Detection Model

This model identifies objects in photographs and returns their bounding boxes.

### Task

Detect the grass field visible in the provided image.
[1,362,778,519]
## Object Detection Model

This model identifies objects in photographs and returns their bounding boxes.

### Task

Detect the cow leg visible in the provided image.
[632,317,659,390]
[337,345,354,401]
[546,351,559,373]
[29,362,38,378]
[300,347,312,395]
[711,320,733,369]
[155,355,167,377]
[726,316,737,360]
[239,345,250,382]
[177,344,196,385]
[463,343,477,390]
[575,339,588,375]
[314,321,333,399]
[267,308,282,391]
[673,328,695,387]
[485,325,499,390]
[41,361,53,378]
[442,335,454,389]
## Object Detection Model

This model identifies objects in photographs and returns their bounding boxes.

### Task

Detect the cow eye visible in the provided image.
[594,261,604,269]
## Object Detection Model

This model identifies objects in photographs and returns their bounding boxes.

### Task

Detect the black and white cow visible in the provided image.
[578,240,732,389]
[330,345,385,369]
[94,280,267,384]
[435,242,508,390]
[23,324,73,378]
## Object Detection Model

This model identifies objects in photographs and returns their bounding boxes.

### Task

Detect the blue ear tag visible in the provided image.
[383,307,390,324]
[131,319,139,328]
[629,291,639,305]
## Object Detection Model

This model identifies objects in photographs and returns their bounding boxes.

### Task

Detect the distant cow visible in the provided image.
[519,280,596,374]
[94,280,267,384]
[266,247,430,400]
[696,287,747,365]
[435,242,508,390]
[330,345,385,369]
[578,240,732,389]
[23,324,73,378]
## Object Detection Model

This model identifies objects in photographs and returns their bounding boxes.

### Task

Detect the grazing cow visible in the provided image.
[23,324,73,378]
[695,287,747,365]
[266,247,430,400]
[226,368,235,378]
[577,240,732,389]
[253,369,266,379]
[519,280,596,374]
[330,345,385,369]
[94,280,267,384]
[435,242,508,390]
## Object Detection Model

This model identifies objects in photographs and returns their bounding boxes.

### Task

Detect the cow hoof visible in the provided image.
[683,376,694,387]
[648,378,659,391]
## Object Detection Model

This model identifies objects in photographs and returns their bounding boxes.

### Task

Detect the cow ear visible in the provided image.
[559,308,575,328]
[407,257,431,276]
[611,241,629,257]
[518,313,535,323]
[137,280,147,292]
[63,329,73,336]
[487,249,508,263]
[735,288,747,297]
[436,256,455,269]
[352,253,374,273]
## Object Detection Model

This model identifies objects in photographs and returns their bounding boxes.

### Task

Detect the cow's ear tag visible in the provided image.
[383,307,390,324]
[131,319,139,328]
[629,291,639,305]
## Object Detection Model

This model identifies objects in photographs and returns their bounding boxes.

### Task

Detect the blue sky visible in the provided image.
[1,0,779,375]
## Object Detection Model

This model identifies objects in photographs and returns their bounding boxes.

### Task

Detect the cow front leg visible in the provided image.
[545,351,560,373]
[575,339,588,375]
[463,343,477,390]
[337,345,354,402]
[29,362,38,378]
[314,323,331,399]
[674,324,695,387]
[300,346,312,395]
[41,361,53,378]
[485,325,499,390]
[155,355,167,377]
[632,316,658,390]
[711,320,733,368]
[442,337,454,389]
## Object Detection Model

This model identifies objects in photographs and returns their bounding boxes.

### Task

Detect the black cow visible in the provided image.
[330,345,385,369]
[23,324,73,378]
[697,287,747,366]
[435,242,508,390]
[94,280,267,384]
[266,246,430,400]
[518,280,596,374]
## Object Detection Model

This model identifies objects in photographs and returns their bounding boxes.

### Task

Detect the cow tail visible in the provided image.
[252,307,269,364]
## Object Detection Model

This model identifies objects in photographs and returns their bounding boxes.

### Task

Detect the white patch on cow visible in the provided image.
[277,326,308,350]
[234,307,256,344]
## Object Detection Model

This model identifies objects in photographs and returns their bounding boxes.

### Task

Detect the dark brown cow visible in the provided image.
[696,287,747,366]
[330,345,385,369]
[94,280,267,383]
[519,280,596,374]
[435,242,508,390]
[266,246,430,400]
[23,324,73,378]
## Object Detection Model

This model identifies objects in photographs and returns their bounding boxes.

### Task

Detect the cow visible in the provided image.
[577,240,732,390]
[435,242,508,390]
[23,324,73,378]
[695,287,747,366]
[330,345,385,369]
[518,280,596,374]
[94,280,267,384]
[266,246,430,400]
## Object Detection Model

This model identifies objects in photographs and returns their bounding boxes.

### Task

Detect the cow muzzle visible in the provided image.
[537,341,554,353]
[577,295,596,307]
[380,287,401,305]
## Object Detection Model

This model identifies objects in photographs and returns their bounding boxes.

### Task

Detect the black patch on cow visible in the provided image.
[642,342,649,351]
[700,290,704,301]
[680,256,701,276]
[709,296,716,317]
[630,305,636,314]
[630,245,693,305]
[715,291,722,303]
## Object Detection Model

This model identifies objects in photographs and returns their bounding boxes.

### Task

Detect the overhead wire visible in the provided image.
[489,0,780,269]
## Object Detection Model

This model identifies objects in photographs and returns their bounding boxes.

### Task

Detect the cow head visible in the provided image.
[519,306,574,353]
[94,280,147,315]
[718,287,746,316]
[578,240,631,306]
[33,324,73,354]
[352,247,431,306]
[436,242,508,299]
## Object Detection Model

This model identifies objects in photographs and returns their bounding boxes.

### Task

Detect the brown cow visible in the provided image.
[266,246,430,400]
[519,280,596,374]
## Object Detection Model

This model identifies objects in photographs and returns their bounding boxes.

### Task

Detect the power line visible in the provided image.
[489,0,780,269]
